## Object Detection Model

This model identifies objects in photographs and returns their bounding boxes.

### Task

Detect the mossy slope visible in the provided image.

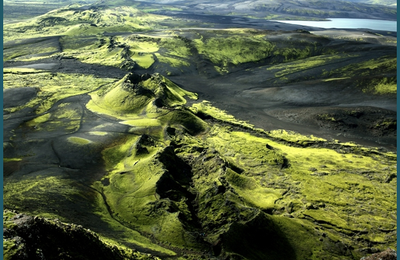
[4,71,396,259]
[93,96,396,258]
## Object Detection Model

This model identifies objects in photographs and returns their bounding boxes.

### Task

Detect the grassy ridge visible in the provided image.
[4,5,169,42]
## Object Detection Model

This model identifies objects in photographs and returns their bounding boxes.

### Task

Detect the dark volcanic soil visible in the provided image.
[170,74,396,150]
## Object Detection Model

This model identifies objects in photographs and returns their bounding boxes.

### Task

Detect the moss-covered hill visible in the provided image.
[3,3,397,260]
[4,69,396,259]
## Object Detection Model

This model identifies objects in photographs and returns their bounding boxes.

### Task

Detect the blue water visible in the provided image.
[275,18,397,32]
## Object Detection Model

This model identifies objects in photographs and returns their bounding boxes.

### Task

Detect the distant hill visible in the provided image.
[345,0,396,6]
[150,0,397,20]
[3,0,397,21]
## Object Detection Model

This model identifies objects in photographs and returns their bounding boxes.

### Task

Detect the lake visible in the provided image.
[275,18,397,32]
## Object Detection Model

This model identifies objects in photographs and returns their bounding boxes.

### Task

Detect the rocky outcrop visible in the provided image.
[3,210,159,260]
[361,248,397,260]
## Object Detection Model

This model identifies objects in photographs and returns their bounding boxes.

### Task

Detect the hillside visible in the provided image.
[3,3,397,260]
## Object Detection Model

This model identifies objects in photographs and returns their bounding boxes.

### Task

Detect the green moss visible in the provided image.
[226,169,283,210]
[266,54,355,78]
[317,114,336,122]
[127,36,160,52]
[4,175,83,221]
[273,46,312,62]
[201,126,396,236]
[120,119,161,127]
[4,70,115,114]
[3,68,41,74]
[87,73,197,121]
[91,183,177,256]
[159,110,208,135]
[374,82,397,94]
[99,142,201,249]
[162,78,198,105]
[102,135,140,172]
[25,105,83,132]
[3,158,23,163]
[4,5,170,42]
[371,77,397,94]
[3,239,21,260]
[156,54,190,68]
[375,119,396,128]
[90,77,152,116]
[303,209,352,230]
[132,53,156,69]
[3,36,60,62]
[27,113,51,128]
[190,101,254,129]
[193,33,275,67]
[214,65,229,74]
[160,39,191,56]
[88,131,108,136]
[327,56,396,80]
[268,129,326,144]
[322,77,351,82]
[67,137,92,145]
